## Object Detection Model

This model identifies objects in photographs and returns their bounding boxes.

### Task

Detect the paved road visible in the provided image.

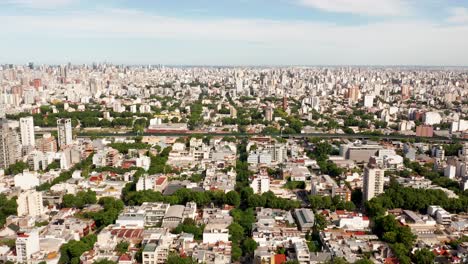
[75,131,467,143]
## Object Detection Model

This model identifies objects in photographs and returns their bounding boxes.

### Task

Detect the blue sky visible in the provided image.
[1,0,468,65]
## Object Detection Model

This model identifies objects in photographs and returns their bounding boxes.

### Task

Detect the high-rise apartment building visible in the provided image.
[36,133,58,153]
[57,118,72,148]
[16,229,40,263]
[363,165,385,202]
[20,116,35,148]
[416,125,434,138]
[401,85,411,100]
[264,106,273,121]
[0,119,21,169]
[17,189,44,217]
[347,86,360,104]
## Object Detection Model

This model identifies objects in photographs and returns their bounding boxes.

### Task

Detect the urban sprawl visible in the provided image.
[0,64,467,264]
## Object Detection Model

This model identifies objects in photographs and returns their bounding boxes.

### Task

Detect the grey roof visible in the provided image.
[163,184,185,195]
[295,208,315,225]
[164,205,185,219]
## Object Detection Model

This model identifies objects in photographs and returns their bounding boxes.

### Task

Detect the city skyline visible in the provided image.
[1,0,468,66]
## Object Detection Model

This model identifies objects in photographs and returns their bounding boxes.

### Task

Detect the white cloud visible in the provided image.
[5,0,75,9]
[0,8,468,65]
[297,0,410,16]
[447,7,468,24]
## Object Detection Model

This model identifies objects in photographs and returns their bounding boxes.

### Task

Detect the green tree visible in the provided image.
[412,248,435,264]
[354,259,373,264]
[115,241,130,254]
[228,223,244,244]
[59,234,97,264]
[5,161,29,175]
[93,260,116,264]
[0,195,17,226]
[314,213,327,231]
[231,244,242,262]
[225,191,241,207]
[242,238,258,254]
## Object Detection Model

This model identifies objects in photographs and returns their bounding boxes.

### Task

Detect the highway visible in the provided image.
[75,131,467,143]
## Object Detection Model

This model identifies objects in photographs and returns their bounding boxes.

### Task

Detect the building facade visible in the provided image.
[363,165,385,202]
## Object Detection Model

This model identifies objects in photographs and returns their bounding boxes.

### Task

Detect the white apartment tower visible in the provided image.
[57,118,72,148]
[20,116,35,147]
[363,165,385,202]
[17,189,44,217]
[16,229,40,263]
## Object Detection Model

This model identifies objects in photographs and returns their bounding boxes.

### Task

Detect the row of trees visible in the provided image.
[123,187,241,208]
[365,181,456,264]
[373,215,416,264]
[0,195,17,226]
[4,161,29,175]
[148,147,172,174]
[188,101,203,130]
[62,190,97,209]
[309,195,356,212]
[365,181,468,217]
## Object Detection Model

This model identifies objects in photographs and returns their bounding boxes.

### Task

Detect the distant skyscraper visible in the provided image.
[32,78,42,89]
[57,118,72,148]
[264,106,273,122]
[363,165,385,202]
[282,96,289,110]
[229,105,237,118]
[0,119,21,169]
[347,86,360,104]
[401,85,410,100]
[364,95,374,108]
[20,116,35,148]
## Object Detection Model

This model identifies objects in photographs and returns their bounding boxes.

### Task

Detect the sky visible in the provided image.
[1,0,468,66]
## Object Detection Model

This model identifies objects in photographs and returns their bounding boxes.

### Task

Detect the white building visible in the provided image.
[16,229,40,264]
[444,165,456,179]
[423,112,442,125]
[57,118,73,148]
[428,206,452,225]
[294,240,311,264]
[14,171,40,190]
[250,175,270,194]
[363,165,385,201]
[17,190,44,217]
[451,120,468,133]
[338,215,370,230]
[203,222,230,244]
[136,175,155,191]
[19,116,35,148]
[116,209,145,228]
[364,95,374,108]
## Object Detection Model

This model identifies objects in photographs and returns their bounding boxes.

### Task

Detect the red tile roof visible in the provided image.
[385,257,400,264]
[119,254,131,261]
[110,228,144,239]
[274,254,287,264]
[155,176,167,185]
